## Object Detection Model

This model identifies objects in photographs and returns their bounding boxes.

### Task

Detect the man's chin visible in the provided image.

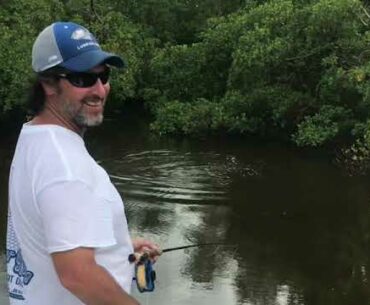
[75,114,104,128]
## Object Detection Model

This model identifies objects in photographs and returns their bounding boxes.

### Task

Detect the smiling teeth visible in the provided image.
[84,100,102,107]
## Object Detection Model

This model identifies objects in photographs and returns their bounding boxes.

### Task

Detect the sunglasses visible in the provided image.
[57,68,110,88]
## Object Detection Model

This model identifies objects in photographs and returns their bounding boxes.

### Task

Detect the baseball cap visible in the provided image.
[32,21,125,73]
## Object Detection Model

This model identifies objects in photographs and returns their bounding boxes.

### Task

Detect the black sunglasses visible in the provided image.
[57,68,110,88]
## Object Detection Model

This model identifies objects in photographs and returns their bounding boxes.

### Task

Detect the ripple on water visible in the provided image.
[103,150,261,206]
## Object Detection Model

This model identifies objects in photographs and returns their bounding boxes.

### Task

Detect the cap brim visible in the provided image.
[60,49,126,72]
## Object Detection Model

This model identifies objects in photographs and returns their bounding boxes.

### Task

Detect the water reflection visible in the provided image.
[225,166,370,305]
[102,149,254,205]
[1,118,370,305]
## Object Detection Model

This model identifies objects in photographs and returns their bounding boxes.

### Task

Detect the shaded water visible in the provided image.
[1,117,370,305]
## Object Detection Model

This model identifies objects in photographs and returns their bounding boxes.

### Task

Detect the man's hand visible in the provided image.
[131,238,162,263]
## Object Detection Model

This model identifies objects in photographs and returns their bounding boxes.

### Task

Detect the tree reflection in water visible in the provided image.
[1,118,370,305]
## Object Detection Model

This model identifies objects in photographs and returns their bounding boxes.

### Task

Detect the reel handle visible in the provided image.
[128,250,163,264]
[128,252,156,293]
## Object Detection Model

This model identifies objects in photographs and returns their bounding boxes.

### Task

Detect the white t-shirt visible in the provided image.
[6,124,135,304]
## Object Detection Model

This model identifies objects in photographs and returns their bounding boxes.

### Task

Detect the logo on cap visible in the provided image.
[71,28,94,40]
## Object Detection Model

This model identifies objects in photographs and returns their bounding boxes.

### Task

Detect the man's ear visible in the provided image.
[40,79,59,96]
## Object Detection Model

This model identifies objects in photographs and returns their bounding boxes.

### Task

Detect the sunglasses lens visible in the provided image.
[65,69,110,88]
[68,74,95,87]
[99,69,110,84]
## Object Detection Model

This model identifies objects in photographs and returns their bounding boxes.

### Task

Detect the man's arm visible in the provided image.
[52,247,140,305]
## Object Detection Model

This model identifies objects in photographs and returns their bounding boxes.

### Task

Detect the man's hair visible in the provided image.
[27,79,45,116]
[27,66,69,115]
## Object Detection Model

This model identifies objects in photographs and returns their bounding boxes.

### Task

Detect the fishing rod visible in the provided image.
[162,242,224,253]
[128,243,224,263]
[128,243,229,293]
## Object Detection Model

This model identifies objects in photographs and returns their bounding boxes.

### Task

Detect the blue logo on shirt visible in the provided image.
[7,249,34,300]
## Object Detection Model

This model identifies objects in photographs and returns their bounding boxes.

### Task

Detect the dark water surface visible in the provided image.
[1,117,370,305]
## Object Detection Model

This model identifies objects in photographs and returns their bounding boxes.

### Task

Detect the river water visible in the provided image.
[1,116,369,305]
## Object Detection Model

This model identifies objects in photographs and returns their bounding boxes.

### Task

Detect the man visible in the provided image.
[6,21,159,305]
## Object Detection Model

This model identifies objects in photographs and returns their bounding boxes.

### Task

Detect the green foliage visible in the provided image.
[144,0,370,156]
[221,87,311,134]
[150,44,206,100]
[0,0,65,114]
[3,0,370,166]
[106,0,243,44]
[293,105,353,146]
[335,132,370,176]
[90,12,157,105]
[150,98,226,135]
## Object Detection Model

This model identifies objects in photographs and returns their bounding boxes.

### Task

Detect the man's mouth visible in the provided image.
[83,99,104,107]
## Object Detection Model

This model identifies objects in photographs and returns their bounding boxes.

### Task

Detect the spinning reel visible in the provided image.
[128,243,225,293]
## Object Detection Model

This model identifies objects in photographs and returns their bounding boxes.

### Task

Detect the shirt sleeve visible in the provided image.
[37,180,117,253]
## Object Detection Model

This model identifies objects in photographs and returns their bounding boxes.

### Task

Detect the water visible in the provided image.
[1,117,370,305]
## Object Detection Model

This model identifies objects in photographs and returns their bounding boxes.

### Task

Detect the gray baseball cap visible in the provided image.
[32,21,125,73]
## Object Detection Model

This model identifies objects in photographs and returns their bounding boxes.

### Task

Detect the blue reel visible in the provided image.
[133,254,156,293]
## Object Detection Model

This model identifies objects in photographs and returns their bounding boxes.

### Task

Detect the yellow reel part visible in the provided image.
[136,264,147,291]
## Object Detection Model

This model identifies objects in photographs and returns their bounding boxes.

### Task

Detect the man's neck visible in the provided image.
[30,103,85,137]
